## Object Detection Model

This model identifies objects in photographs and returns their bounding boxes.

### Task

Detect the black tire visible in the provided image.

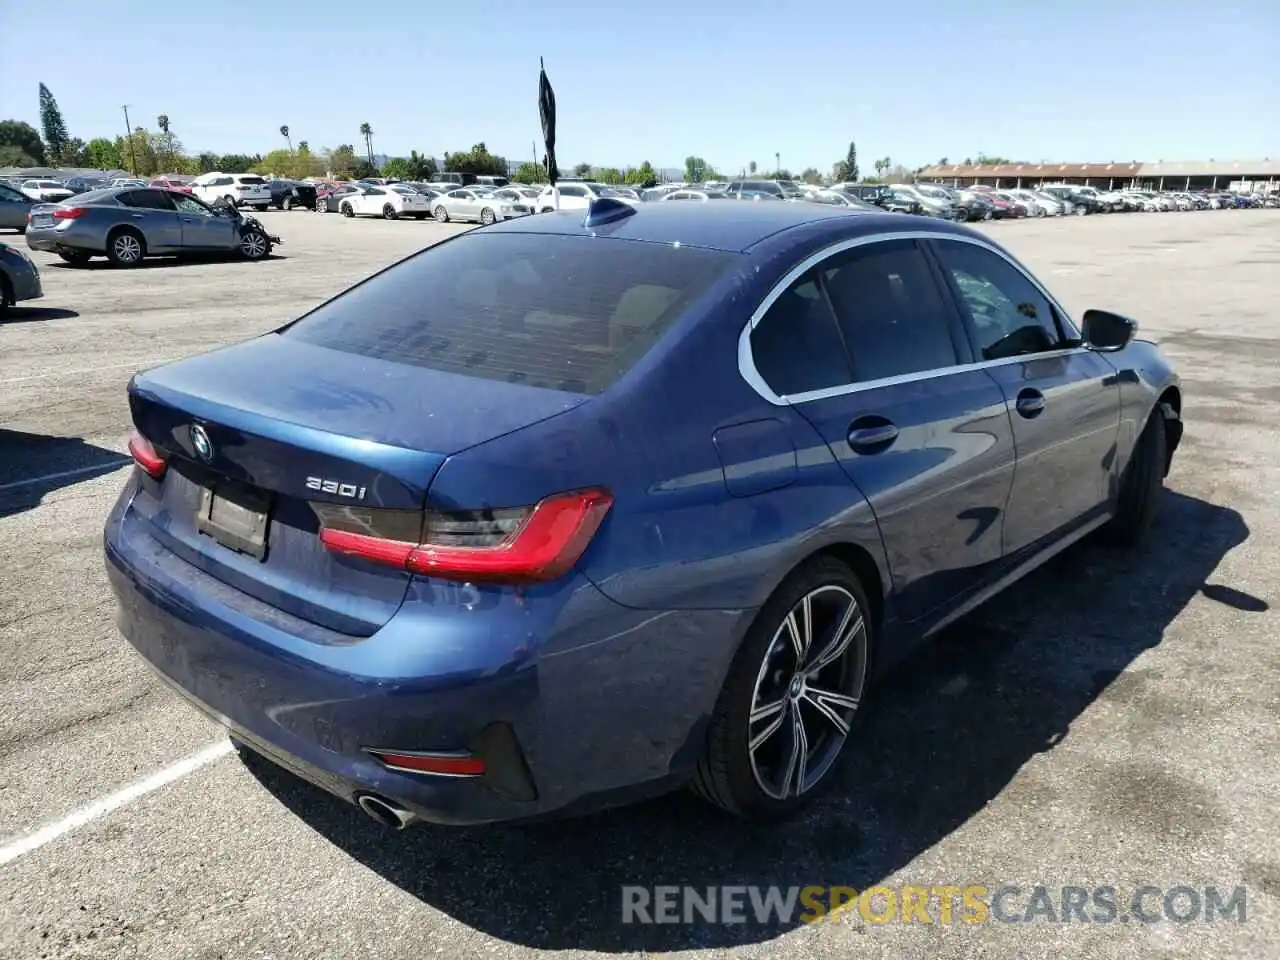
[540,207,554,214]
[253,205,268,212]
[16,225,26,235]
[691,555,873,820]
[58,250,91,265]
[282,196,293,211]
[480,207,496,225]
[105,228,146,267]
[433,206,449,223]
[0,273,12,316]
[341,203,354,218]
[238,228,270,261]
[382,204,397,220]
[1105,410,1167,545]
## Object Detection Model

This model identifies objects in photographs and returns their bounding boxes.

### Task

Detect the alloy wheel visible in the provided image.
[113,234,142,264]
[240,231,267,259]
[747,585,867,801]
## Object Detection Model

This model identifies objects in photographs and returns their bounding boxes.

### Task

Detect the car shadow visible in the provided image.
[241,489,1259,952]
[0,429,130,519]
[0,306,80,323]
[48,253,287,270]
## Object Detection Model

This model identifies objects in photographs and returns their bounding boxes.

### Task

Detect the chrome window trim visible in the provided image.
[738,229,1083,407]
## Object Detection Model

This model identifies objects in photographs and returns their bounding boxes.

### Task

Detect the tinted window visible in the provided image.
[237,176,266,184]
[118,190,176,210]
[283,233,736,395]
[932,240,1062,360]
[750,273,853,396]
[559,186,586,198]
[0,184,27,202]
[820,240,960,381]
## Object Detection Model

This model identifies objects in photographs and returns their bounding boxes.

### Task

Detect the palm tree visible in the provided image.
[359,123,374,167]
[156,114,172,174]
[280,124,292,152]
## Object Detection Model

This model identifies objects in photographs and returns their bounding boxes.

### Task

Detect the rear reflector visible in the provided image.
[52,207,86,220]
[128,431,167,479]
[319,487,613,584]
[367,749,486,777]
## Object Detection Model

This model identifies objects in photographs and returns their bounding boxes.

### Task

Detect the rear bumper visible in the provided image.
[26,223,100,254]
[104,479,743,825]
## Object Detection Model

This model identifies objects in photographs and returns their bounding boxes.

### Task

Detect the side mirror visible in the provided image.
[1082,309,1138,351]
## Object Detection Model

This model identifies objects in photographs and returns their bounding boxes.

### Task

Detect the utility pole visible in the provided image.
[122,104,137,175]
[775,152,781,178]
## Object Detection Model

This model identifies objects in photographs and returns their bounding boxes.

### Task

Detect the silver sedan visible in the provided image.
[0,240,43,316]
[430,188,529,225]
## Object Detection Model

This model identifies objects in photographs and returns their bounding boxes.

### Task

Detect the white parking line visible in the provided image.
[0,357,185,386]
[0,460,129,494]
[0,740,233,867]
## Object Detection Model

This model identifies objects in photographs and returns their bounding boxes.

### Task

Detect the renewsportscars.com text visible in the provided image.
[621,884,1248,926]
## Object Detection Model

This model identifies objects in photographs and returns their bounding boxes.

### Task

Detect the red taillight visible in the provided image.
[52,207,86,220]
[128,431,167,479]
[367,750,486,777]
[319,488,613,584]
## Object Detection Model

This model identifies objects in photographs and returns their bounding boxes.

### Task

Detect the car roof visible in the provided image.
[484,201,919,252]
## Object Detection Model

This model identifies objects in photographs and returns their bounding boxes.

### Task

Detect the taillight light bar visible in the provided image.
[318,487,613,584]
[366,749,486,777]
[128,431,167,479]
[52,207,87,220]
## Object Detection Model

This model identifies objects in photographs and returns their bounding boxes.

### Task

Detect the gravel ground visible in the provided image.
[1,209,1277,959]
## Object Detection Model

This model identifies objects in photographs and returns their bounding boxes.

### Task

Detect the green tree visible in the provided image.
[748,160,757,175]
[350,158,378,180]
[937,157,949,165]
[625,160,658,187]
[684,155,708,183]
[196,152,219,173]
[216,154,257,174]
[800,167,822,185]
[83,137,122,170]
[58,138,87,166]
[358,123,374,167]
[252,149,296,176]
[443,142,508,176]
[572,162,592,178]
[0,120,46,166]
[116,128,158,176]
[511,161,543,184]
[974,153,1011,165]
[38,83,71,165]
[326,144,357,178]
[836,140,859,182]
[280,124,292,152]
[595,167,624,184]
[380,157,413,180]
[774,169,794,181]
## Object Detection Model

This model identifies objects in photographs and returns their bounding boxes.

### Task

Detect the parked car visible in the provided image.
[0,181,34,232]
[64,176,110,195]
[661,189,731,202]
[0,239,42,316]
[267,179,318,211]
[317,184,360,213]
[806,191,880,211]
[338,184,433,220]
[192,172,272,211]
[105,201,1183,830]
[432,187,528,224]
[25,187,277,267]
[534,181,626,213]
[150,177,195,195]
[954,190,996,221]
[724,179,805,201]
[21,180,74,203]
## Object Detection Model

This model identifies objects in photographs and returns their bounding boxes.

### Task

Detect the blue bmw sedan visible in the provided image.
[105,199,1183,828]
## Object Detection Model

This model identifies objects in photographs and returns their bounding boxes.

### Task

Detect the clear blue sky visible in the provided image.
[1,0,1276,172]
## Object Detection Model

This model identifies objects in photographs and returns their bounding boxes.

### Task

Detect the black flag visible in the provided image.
[538,57,557,186]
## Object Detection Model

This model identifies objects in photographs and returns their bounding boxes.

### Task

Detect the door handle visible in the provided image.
[131,213,146,219]
[1015,388,1046,418]
[847,417,899,454]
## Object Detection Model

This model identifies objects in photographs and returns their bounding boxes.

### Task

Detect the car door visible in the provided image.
[928,237,1120,556]
[171,193,236,250]
[0,184,31,228]
[116,189,183,251]
[748,237,1016,623]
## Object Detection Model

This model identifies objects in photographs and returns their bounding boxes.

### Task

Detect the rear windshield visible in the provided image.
[282,232,736,395]
[238,176,266,184]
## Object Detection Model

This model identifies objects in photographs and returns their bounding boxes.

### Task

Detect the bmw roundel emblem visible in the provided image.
[189,424,213,462]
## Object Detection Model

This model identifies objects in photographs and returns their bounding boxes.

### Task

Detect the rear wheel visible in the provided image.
[58,250,91,266]
[282,196,294,211]
[433,206,449,223]
[691,556,872,819]
[480,207,496,225]
[106,228,145,267]
[341,203,354,218]
[382,204,397,220]
[0,274,12,315]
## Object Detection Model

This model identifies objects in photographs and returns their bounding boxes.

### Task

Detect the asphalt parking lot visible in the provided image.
[2,209,1278,959]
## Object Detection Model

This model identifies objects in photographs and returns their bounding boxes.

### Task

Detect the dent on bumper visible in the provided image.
[104,495,745,824]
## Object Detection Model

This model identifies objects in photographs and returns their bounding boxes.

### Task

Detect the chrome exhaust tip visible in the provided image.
[356,794,418,830]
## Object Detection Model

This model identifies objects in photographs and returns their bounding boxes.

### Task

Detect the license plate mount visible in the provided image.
[196,481,271,560]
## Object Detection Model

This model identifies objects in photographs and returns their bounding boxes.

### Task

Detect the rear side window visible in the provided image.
[820,239,961,381]
[119,190,176,210]
[750,273,853,396]
[282,233,737,395]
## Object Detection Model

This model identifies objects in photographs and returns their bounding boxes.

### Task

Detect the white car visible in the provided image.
[191,172,272,210]
[430,188,525,224]
[534,181,633,213]
[339,184,434,219]
[21,180,74,203]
